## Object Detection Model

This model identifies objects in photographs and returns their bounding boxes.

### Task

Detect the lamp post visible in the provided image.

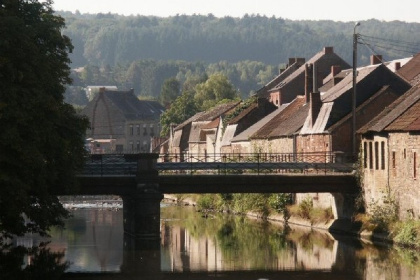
[352,22,360,161]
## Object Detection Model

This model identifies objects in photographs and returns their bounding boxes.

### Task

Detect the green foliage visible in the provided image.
[194,73,239,111]
[297,197,314,220]
[268,193,293,221]
[392,220,420,247]
[369,194,399,233]
[197,194,217,211]
[159,77,180,107]
[159,89,198,136]
[0,1,89,237]
[222,95,257,130]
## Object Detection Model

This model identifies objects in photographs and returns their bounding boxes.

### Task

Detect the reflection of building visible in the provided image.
[81,88,164,153]
[160,222,339,272]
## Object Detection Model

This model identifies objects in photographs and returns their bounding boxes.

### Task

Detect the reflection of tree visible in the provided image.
[0,243,68,280]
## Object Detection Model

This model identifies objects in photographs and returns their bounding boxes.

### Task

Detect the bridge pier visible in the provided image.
[121,153,163,241]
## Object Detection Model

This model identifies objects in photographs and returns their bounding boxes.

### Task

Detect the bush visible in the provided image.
[392,220,420,247]
[297,197,313,220]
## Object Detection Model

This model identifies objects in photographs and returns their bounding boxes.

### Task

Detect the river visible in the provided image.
[4,198,420,279]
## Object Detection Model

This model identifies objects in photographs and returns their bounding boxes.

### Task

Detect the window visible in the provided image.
[381,142,385,170]
[392,151,396,169]
[129,125,133,136]
[363,142,368,168]
[369,142,373,169]
[136,141,140,151]
[136,125,140,135]
[143,124,147,136]
[130,141,134,151]
[150,124,154,137]
[375,142,379,170]
[404,149,406,159]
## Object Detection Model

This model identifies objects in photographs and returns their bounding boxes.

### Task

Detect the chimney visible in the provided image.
[310,63,321,127]
[331,65,341,76]
[395,62,401,71]
[288,58,296,67]
[296,58,306,65]
[331,65,342,85]
[370,55,382,65]
[305,64,313,103]
[324,47,334,54]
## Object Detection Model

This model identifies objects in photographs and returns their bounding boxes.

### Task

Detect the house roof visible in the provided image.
[321,65,378,103]
[358,85,420,134]
[397,52,420,86]
[251,96,307,139]
[100,89,164,120]
[175,101,240,132]
[270,48,350,93]
[221,124,238,147]
[189,121,211,143]
[231,104,289,142]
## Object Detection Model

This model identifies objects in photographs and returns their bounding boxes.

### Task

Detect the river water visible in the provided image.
[6,199,420,279]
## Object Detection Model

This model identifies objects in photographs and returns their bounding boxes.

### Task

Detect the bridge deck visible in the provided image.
[73,173,358,195]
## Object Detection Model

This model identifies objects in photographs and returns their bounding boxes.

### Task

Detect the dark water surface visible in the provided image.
[6,203,420,279]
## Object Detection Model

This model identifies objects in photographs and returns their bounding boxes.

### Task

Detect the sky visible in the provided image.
[52,0,420,23]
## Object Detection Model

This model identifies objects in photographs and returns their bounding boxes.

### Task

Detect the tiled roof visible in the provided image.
[321,65,378,103]
[202,117,220,129]
[397,52,420,85]
[103,90,164,120]
[174,111,206,131]
[231,104,289,142]
[251,96,306,139]
[358,85,420,134]
[174,101,239,132]
[195,101,240,122]
[228,102,258,124]
[189,121,211,143]
[270,50,350,92]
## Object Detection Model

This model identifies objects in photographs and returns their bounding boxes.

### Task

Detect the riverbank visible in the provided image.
[162,194,402,247]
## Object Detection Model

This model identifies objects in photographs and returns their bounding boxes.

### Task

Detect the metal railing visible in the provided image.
[81,152,355,176]
[156,152,354,175]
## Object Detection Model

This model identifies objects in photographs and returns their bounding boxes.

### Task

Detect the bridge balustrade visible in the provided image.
[81,152,355,176]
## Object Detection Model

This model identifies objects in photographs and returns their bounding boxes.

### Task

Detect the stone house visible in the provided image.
[220,98,277,153]
[258,47,350,107]
[298,63,411,157]
[168,102,240,161]
[359,85,420,219]
[81,88,164,153]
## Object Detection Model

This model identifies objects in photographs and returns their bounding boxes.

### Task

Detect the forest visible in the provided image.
[60,12,420,105]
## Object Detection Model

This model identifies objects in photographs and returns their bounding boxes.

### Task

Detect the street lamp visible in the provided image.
[352,22,360,160]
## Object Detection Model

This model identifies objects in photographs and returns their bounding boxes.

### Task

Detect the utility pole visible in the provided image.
[352,22,360,161]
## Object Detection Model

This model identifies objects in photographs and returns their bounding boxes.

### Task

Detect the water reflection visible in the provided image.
[3,204,420,279]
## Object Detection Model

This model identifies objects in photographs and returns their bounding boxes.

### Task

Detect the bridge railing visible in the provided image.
[156,152,354,175]
[80,152,355,176]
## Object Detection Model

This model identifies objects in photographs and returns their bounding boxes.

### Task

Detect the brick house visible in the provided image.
[359,85,420,219]
[81,88,164,153]
[258,47,350,107]
[298,63,411,157]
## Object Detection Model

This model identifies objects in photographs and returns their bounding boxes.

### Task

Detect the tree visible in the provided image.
[160,90,198,137]
[159,77,180,107]
[194,73,239,110]
[0,0,89,237]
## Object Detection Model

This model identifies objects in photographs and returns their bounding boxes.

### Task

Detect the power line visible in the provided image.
[358,33,420,57]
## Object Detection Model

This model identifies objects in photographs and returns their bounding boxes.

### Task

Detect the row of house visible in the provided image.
[79,47,420,219]
[166,47,420,219]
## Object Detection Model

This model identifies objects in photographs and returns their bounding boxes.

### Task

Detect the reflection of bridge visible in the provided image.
[78,153,358,194]
[59,153,361,278]
[58,153,359,250]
